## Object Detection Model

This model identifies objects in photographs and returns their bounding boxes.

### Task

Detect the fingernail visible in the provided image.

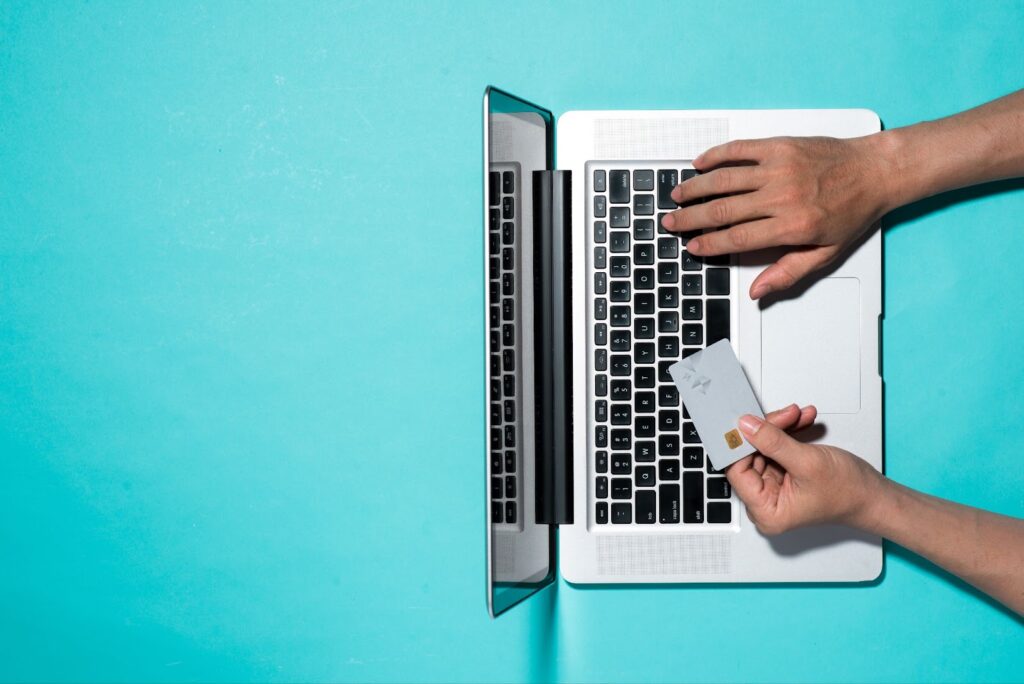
[693,153,704,166]
[750,284,770,299]
[670,187,682,201]
[687,238,700,254]
[739,414,763,436]
[661,213,675,229]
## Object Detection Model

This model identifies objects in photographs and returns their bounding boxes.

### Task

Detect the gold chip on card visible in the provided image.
[724,428,743,450]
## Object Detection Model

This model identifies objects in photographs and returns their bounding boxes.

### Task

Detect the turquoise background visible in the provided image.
[2,1,1023,681]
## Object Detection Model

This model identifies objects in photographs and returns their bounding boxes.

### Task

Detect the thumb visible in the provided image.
[738,414,806,471]
[749,247,833,299]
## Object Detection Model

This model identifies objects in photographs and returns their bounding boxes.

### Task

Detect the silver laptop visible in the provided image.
[484,87,883,616]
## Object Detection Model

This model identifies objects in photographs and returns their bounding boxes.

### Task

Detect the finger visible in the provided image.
[763,461,785,486]
[752,455,767,475]
[794,405,818,430]
[669,165,762,205]
[737,414,807,471]
[749,246,836,299]
[693,139,771,170]
[726,455,766,503]
[765,403,801,430]
[687,219,805,257]
[663,194,770,233]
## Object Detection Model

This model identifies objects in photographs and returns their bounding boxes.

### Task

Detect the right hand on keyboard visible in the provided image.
[726,404,885,535]
[661,136,889,300]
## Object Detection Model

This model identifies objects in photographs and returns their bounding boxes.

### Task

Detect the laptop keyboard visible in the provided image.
[488,164,520,528]
[590,164,734,526]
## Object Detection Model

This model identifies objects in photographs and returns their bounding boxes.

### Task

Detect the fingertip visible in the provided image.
[661,213,675,230]
[738,414,763,436]
[687,237,701,254]
[750,282,771,300]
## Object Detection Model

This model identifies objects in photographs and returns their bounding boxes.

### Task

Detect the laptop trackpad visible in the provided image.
[761,277,861,414]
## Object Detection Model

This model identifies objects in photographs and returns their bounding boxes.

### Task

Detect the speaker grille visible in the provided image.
[593,118,729,160]
[596,534,732,575]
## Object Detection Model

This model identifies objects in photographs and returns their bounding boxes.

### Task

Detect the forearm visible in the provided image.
[871,88,1024,212]
[856,475,1024,614]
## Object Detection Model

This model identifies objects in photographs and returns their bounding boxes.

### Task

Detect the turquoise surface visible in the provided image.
[2,1,1023,681]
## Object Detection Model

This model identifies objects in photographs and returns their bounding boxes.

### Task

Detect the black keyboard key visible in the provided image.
[636,342,655,364]
[505,501,517,523]
[491,477,503,498]
[595,297,607,321]
[683,446,703,468]
[634,219,655,240]
[503,374,515,397]
[594,220,607,244]
[491,379,500,401]
[682,251,703,271]
[503,196,514,219]
[682,169,698,182]
[490,258,498,280]
[635,415,655,438]
[659,484,681,523]
[594,169,606,193]
[611,379,631,400]
[635,440,655,462]
[658,361,674,382]
[595,349,607,372]
[611,403,632,425]
[611,256,630,277]
[504,425,516,447]
[503,221,514,245]
[610,206,630,228]
[505,450,516,473]
[658,335,679,358]
[490,208,499,230]
[683,273,702,295]
[636,490,656,524]
[659,409,679,431]
[596,501,609,524]
[659,459,680,481]
[504,399,515,422]
[594,246,607,269]
[635,318,655,340]
[490,307,499,328]
[609,170,630,203]
[683,324,703,346]
[657,212,671,234]
[490,281,499,303]
[596,374,607,397]
[707,502,731,523]
[657,169,679,210]
[502,297,513,321]
[658,237,679,259]
[610,280,630,302]
[611,429,631,450]
[659,311,679,333]
[492,501,503,523]
[595,400,608,422]
[611,452,632,474]
[489,172,500,205]
[610,329,631,351]
[505,475,516,498]
[611,355,631,376]
[707,267,730,295]
[707,477,731,499]
[489,232,499,255]
[658,286,678,309]
[611,306,630,328]
[503,323,514,346]
[634,242,655,265]
[658,261,679,284]
[594,194,607,218]
[596,476,608,499]
[503,272,514,296]
[659,433,680,456]
[683,422,701,444]
[502,171,514,193]
[633,170,655,191]
[491,403,502,426]
[595,323,607,346]
[635,366,656,390]
[634,268,655,290]
[683,471,704,523]
[595,272,607,296]
[658,384,679,407]
[611,502,632,524]
[683,299,702,321]
[596,450,608,473]
[635,293,655,314]
[610,231,630,253]
[634,194,654,216]
[630,464,655,485]
[635,390,656,411]
[707,299,730,345]
[596,424,608,447]
[491,427,502,450]
[611,477,632,499]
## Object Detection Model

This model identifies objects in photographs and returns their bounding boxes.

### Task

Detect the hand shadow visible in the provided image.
[884,176,1024,232]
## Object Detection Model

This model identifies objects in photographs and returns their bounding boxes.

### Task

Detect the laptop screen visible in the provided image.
[484,88,555,616]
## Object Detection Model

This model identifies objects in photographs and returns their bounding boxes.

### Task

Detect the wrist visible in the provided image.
[860,129,916,216]
[844,465,896,534]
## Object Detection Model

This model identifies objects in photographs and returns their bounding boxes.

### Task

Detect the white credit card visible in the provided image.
[668,339,765,471]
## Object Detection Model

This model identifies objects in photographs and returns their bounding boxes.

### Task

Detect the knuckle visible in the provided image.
[729,226,751,250]
[713,167,734,192]
[709,199,731,225]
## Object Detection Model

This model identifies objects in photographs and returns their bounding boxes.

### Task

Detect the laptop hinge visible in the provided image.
[533,170,573,526]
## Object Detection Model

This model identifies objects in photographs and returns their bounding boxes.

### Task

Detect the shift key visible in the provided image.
[683,471,704,523]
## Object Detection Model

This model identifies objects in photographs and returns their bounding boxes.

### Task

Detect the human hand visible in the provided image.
[726,405,885,535]
[660,136,890,299]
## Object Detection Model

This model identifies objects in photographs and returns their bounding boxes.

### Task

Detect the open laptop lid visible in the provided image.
[484,87,558,616]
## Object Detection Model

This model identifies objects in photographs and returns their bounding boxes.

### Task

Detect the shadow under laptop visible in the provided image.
[526,579,559,683]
